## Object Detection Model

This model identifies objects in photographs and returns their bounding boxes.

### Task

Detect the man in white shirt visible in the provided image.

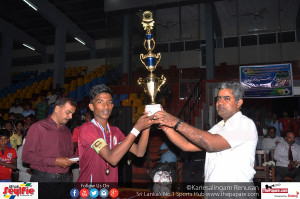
[274,131,300,181]
[152,82,258,183]
[269,113,283,137]
[262,126,284,154]
[9,98,23,115]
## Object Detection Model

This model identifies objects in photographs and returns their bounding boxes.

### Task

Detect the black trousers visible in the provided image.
[275,166,300,182]
[30,171,73,199]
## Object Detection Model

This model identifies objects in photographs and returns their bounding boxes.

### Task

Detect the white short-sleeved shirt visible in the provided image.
[262,136,284,154]
[274,141,300,168]
[205,111,258,182]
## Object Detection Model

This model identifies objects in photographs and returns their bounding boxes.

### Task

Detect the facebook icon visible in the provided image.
[70,188,80,198]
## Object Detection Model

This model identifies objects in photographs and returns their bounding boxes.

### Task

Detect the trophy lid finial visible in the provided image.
[142,11,154,33]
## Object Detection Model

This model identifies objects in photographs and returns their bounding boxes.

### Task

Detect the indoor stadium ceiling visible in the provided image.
[0,0,299,51]
[0,0,109,48]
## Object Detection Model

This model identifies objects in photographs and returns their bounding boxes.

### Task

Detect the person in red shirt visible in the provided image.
[77,84,152,184]
[0,129,17,182]
[279,111,293,136]
[72,110,93,182]
[293,110,300,137]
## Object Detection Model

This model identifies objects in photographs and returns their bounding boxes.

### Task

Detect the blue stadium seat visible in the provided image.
[113,94,120,106]
[69,90,77,100]
[97,76,105,84]
[91,78,97,86]
[119,94,128,102]
[76,86,84,102]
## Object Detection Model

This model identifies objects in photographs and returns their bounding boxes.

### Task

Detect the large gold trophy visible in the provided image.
[137,11,166,116]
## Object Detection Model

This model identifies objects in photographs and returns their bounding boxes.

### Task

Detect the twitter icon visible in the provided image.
[89,188,99,198]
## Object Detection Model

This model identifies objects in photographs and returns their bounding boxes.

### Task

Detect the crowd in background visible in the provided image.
[1,91,300,182]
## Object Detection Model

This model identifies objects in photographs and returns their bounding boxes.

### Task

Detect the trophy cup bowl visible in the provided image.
[137,73,166,116]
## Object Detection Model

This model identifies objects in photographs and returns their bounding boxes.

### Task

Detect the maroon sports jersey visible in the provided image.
[77,121,125,183]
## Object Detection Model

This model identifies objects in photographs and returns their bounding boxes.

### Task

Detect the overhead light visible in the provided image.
[248,27,267,33]
[23,0,38,11]
[74,37,86,45]
[23,43,35,51]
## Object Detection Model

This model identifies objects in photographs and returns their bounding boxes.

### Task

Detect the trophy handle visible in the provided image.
[155,53,161,67]
[137,77,148,93]
[157,75,166,92]
[140,54,147,69]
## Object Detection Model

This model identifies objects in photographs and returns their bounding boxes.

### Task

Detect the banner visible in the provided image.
[240,63,293,98]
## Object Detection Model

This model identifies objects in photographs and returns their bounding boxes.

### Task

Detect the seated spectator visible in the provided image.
[269,113,283,137]
[279,111,293,137]
[9,98,23,115]
[10,121,23,150]
[17,132,31,182]
[71,110,93,182]
[274,131,300,181]
[262,126,284,154]
[293,110,300,137]
[159,141,178,163]
[23,115,36,134]
[0,129,17,182]
[46,89,58,106]
[3,120,14,148]
[36,95,49,120]
[8,112,16,123]
[152,140,179,183]
[22,103,35,118]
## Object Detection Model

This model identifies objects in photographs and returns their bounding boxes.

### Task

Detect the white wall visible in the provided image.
[215,42,300,66]
[11,59,106,74]
[11,40,300,74]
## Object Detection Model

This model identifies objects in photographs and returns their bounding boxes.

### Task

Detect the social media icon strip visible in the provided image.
[80,188,89,198]
[99,188,109,198]
[109,188,119,198]
[89,188,99,198]
[70,188,80,198]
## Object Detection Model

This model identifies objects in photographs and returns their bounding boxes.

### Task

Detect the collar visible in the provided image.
[47,115,64,129]
[0,146,8,153]
[217,111,242,128]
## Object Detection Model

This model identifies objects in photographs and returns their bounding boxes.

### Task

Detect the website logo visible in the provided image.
[109,188,119,198]
[80,188,89,198]
[89,188,99,198]
[2,182,36,198]
[99,188,108,198]
[70,188,79,198]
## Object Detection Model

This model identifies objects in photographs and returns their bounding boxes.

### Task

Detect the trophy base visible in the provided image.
[145,104,161,116]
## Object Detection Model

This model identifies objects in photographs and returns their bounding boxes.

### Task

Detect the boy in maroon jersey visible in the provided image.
[77,84,152,183]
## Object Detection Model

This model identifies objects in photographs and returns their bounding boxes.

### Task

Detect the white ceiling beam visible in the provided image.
[29,0,96,49]
[0,18,46,54]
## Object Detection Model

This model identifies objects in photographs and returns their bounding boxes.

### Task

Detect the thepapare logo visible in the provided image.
[288,191,299,198]
[3,182,35,198]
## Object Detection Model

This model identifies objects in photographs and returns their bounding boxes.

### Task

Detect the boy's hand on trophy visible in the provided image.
[134,112,152,131]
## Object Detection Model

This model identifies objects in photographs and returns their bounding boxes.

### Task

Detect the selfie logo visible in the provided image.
[3,182,35,198]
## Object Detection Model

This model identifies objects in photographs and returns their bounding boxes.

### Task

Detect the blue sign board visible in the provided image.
[240,63,293,98]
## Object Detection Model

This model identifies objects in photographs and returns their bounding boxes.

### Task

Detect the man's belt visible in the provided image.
[32,169,69,179]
